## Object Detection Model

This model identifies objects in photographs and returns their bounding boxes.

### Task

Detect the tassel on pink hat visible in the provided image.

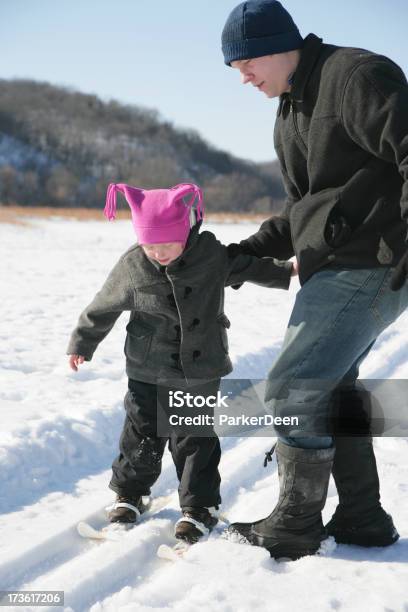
[104,182,204,245]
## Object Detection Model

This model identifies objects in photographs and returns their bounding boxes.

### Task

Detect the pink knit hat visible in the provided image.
[104,182,204,245]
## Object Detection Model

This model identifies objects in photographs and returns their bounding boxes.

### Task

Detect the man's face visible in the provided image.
[230,53,291,98]
[142,241,185,266]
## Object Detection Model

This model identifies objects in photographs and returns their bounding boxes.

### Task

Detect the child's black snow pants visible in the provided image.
[109,378,221,508]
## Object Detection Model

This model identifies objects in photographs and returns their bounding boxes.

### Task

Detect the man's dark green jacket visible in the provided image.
[242,33,408,285]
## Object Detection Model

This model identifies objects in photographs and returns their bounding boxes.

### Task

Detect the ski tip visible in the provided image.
[77,521,120,541]
[157,544,179,561]
[77,521,99,539]
[157,542,190,561]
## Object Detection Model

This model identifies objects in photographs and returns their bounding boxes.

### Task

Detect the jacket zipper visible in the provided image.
[289,98,308,157]
[289,100,307,157]
[278,94,308,155]
[278,96,303,262]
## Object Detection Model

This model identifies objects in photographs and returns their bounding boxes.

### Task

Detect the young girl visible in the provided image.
[67,182,295,544]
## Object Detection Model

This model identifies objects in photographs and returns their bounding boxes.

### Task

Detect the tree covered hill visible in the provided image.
[0,79,285,212]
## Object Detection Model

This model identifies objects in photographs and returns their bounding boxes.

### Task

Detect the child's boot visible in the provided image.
[175,507,219,544]
[107,495,151,524]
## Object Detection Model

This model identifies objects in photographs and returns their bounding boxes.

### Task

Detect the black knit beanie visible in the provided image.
[222,0,303,66]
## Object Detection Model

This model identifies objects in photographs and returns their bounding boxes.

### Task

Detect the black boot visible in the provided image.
[325,436,399,547]
[227,441,335,560]
[175,507,218,544]
[107,495,151,524]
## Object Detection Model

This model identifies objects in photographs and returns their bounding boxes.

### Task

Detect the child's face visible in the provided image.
[142,242,185,266]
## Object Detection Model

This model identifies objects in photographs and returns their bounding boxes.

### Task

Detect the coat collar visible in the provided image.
[288,33,323,103]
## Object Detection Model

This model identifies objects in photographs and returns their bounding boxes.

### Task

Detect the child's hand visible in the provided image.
[291,260,299,276]
[69,354,85,372]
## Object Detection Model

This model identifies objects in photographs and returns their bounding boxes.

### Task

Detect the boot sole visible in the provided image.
[330,532,399,547]
[252,534,321,560]
[266,544,320,560]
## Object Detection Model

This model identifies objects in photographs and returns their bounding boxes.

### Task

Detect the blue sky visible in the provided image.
[1,0,408,162]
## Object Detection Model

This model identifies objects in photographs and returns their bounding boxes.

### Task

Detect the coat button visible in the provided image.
[187,318,200,331]
[192,350,201,360]
[184,286,192,298]
[171,352,182,369]
[167,293,177,308]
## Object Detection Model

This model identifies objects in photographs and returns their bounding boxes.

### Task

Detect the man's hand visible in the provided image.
[227,242,255,258]
[69,354,85,371]
[227,243,253,290]
[390,251,408,291]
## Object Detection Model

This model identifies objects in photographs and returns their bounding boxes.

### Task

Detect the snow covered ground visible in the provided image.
[1,216,408,612]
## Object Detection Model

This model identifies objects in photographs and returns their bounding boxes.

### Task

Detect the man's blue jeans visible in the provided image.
[265,267,408,449]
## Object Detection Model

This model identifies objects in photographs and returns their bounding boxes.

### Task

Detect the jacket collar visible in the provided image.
[289,33,323,103]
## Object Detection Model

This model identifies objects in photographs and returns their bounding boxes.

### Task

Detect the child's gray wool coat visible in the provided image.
[67,227,293,385]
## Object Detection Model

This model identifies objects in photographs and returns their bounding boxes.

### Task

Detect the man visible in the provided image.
[221,0,408,560]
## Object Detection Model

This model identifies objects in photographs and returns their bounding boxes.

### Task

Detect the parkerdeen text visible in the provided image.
[168,414,299,427]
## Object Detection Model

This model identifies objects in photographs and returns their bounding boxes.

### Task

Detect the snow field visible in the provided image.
[1,217,408,611]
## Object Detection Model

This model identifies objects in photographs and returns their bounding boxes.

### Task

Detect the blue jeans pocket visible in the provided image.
[370,268,408,328]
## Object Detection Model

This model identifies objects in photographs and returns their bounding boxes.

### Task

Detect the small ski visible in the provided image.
[77,494,172,541]
[157,541,191,561]
[77,521,130,541]
[157,513,230,561]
